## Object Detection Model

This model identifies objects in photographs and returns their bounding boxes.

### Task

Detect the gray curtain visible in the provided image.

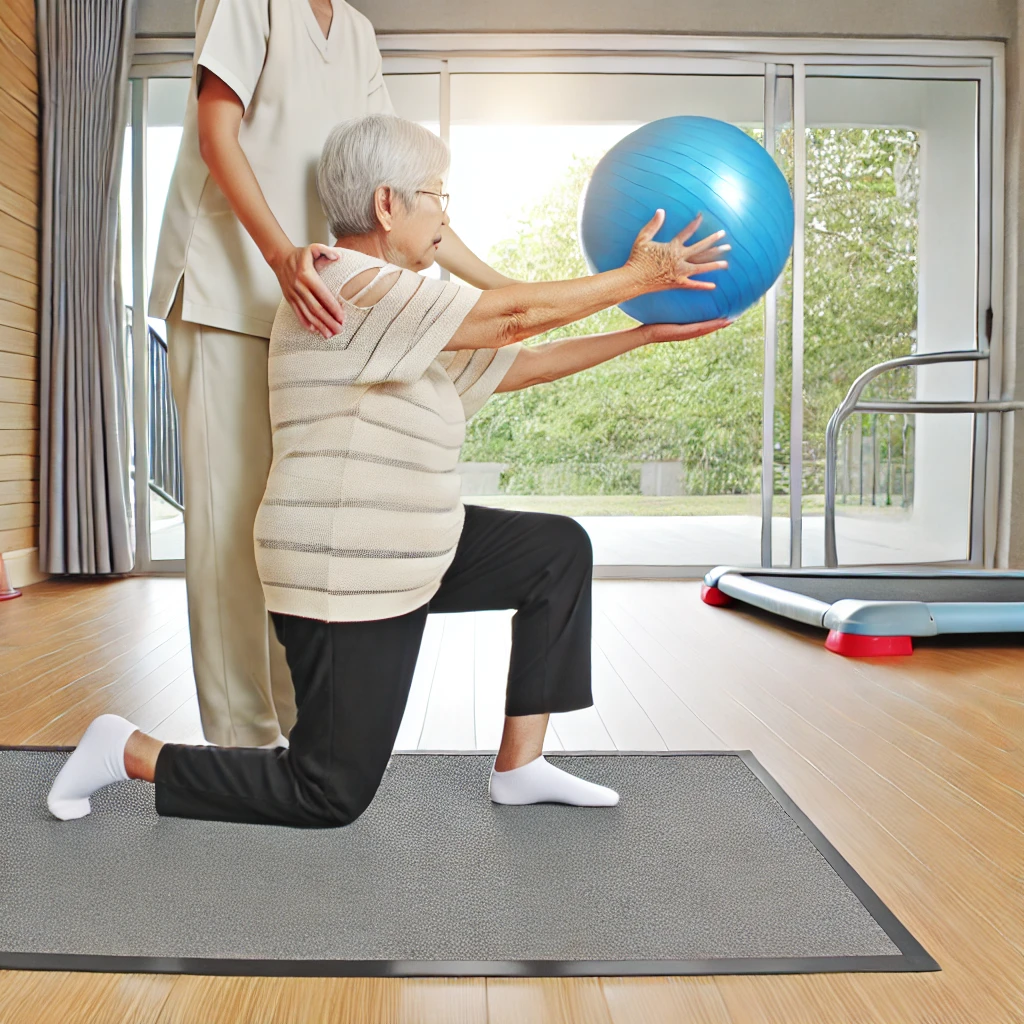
[37,0,136,574]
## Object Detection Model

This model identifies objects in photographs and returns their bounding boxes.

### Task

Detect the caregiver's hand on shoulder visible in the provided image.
[639,317,732,345]
[270,243,345,338]
[625,210,730,293]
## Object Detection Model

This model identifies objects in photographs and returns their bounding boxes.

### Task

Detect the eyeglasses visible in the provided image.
[416,189,450,213]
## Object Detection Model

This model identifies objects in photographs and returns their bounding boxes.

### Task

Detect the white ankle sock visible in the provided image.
[489,755,620,807]
[46,714,138,820]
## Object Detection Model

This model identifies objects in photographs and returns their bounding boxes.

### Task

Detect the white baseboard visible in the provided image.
[2,548,49,590]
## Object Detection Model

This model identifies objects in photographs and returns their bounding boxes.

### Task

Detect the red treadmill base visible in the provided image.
[826,631,913,657]
[700,584,733,606]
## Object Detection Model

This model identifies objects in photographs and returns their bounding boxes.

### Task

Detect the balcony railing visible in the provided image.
[147,322,184,510]
[125,309,186,513]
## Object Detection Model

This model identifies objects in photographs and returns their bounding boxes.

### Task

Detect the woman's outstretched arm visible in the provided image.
[445,210,729,352]
[494,318,730,392]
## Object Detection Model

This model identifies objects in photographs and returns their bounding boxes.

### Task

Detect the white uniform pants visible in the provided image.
[166,290,296,746]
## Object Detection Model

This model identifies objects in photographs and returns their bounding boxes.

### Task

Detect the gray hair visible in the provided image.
[317,114,450,237]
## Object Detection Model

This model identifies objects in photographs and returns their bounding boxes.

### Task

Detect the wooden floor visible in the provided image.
[0,576,1022,1024]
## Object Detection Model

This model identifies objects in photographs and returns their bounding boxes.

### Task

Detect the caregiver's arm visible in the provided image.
[445,210,729,352]
[196,71,344,338]
[434,225,518,289]
[495,319,729,392]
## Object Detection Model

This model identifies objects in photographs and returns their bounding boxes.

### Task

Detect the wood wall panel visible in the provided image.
[0,7,36,53]
[0,480,36,504]
[0,375,36,405]
[0,404,35,430]
[0,182,36,228]
[0,430,37,457]
[0,245,37,284]
[0,277,36,312]
[0,212,36,260]
[0,325,37,358]
[0,298,35,333]
[0,0,39,559]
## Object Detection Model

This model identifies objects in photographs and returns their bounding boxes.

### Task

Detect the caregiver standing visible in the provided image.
[149,0,513,748]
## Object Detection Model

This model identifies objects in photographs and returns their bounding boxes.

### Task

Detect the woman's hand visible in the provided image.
[638,317,732,344]
[625,210,730,294]
[269,244,346,338]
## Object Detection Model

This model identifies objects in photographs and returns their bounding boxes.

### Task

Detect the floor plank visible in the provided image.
[590,645,667,749]
[487,977,613,1024]
[595,605,726,750]
[0,969,176,1024]
[394,615,445,751]
[602,977,736,1024]
[474,609,513,749]
[418,612,476,749]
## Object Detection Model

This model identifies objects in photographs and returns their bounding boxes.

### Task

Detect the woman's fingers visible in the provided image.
[292,282,338,338]
[684,228,728,256]
[310,244,340,273]
[679,278,718,291]
[683,258,729,278]
[292,274,339,337]
[689,245,731,265]
[633,208,666,245]
[672,212,703,244]
[644,318,730,343]
[303,274,345,333]
[299,248,345,332]
[289,294,319,334]
[310,243,339,260]
[689,317,730,336]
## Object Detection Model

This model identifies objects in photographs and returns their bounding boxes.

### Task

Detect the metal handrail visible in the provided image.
[148,322,184,511]
[823,349,1023,567]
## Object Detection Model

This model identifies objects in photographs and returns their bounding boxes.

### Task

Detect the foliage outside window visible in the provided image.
[461,127,920,512]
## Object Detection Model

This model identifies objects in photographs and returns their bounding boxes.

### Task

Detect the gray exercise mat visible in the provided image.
[0,749,937,976]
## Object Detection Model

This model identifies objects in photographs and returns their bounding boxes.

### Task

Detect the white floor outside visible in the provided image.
[149,499,959,568]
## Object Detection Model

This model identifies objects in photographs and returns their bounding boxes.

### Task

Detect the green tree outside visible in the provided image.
[461,127,920,506]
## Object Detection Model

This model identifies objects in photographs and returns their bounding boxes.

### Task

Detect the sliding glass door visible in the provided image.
[121,74,191,572]
[443,70,771,569]
[381,49,997,572]
[123,39,1002,574]
[799,72,983,565]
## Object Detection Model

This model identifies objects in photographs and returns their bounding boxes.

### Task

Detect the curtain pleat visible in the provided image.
[37,0,137,574]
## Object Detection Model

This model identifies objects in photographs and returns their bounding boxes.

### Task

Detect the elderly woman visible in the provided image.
[48,115,729,828]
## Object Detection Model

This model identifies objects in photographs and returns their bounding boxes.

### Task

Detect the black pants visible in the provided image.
[154,504,594,828]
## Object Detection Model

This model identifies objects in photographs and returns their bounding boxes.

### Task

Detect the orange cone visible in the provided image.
[0,553,21,601]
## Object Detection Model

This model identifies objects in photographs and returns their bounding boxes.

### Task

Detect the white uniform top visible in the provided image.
[149,0,395,338]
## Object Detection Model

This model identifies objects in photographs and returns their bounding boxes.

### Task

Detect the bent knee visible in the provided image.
[547,515,593,566]
[311,794,373,828]
[299,780,378,829]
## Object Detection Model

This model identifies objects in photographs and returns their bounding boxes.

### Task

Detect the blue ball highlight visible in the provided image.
[578,116,795,324]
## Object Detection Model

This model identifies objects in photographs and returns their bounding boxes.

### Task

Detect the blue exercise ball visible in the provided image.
[578,116,794,324]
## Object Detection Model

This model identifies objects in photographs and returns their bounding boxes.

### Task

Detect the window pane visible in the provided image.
[448,72,774,567]
[146,79,189,561]
[385,73,442,279]
[800,76,978,565]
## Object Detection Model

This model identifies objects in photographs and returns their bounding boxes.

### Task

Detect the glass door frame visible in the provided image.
[126,35,1008,577]
[125,62,191,576]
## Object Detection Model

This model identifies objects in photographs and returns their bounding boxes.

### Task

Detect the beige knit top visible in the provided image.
[254,248,521,622]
